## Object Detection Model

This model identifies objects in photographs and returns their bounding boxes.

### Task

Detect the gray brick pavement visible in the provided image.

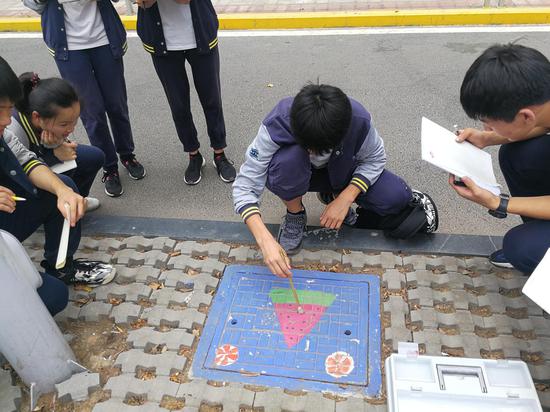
[14,236,550,410]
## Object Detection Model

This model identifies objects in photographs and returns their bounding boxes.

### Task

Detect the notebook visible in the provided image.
[522,248,550,313]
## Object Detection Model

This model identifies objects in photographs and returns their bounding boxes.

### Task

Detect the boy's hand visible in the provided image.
[56,187,86,226]
[54,141,78,161]
[320,196,352,230]
[0,186,16,213]
[455,128,488,149]
[259,236,292,278]
[449,174,499,210]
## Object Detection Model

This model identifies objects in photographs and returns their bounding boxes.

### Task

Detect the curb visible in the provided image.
[1,8,550,32]
[82,214,502,257]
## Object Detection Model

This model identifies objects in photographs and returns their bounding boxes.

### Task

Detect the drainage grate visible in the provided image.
[192,265,382,397]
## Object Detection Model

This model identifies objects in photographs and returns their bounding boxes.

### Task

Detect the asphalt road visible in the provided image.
[2,29,547,236]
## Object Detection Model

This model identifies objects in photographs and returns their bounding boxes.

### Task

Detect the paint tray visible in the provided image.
[386,353,542,412]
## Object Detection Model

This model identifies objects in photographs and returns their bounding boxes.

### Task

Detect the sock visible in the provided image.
[190,151,201,159]
[214,151,225,160]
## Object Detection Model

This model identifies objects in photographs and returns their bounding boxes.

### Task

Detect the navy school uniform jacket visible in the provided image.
[136,0,219,55]
[23,0,128,61]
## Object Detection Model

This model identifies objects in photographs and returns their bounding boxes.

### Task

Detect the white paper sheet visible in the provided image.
[50,159,77,174]
[421,117,501,196]
[522,248,550,313]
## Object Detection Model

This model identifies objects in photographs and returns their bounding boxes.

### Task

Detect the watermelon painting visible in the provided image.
[269,288,336,348]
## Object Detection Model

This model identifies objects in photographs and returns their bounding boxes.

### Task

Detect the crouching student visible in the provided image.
[0,56,115,289]
[452,44,550,274]
[7,72,104,211]
[233,84,438,277]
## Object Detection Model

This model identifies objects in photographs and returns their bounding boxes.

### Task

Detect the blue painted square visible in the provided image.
[192,265,382,397]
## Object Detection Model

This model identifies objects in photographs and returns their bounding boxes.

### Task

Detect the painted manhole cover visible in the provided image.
[192,265,382,396]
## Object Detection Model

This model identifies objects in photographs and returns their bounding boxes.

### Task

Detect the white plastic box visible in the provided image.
[386,353,542,412]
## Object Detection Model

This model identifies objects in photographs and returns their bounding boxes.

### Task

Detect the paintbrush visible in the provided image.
[280,248,304,314]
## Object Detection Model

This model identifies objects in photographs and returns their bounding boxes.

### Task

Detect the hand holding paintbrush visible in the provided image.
[279,248,304,314]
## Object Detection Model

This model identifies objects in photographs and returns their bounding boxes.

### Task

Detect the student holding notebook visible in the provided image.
[451,44,550,274]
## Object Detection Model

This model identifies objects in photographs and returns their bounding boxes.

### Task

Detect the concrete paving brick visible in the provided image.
[168,255,226,274]
[531,316,550,337]
[54,302,81,322]
[55,371,100,402]
[407,287,433,307]
[68,286,93,301]
[151,288,212,308]
[93,400,160,412]
[383,296,408,329]
[402,255,427,270]
[79,237,100,250]
[385,326,412,352]
[78,301,112,321]
[114,249,169,268]
[498,276,527,290]
[447,272,475,290]
[26,248,43,262]
[94,283,152,302]
[228,246,262,263]
[439,334,464,348]
[477,293,506,313]
[404,269,433,288]
[413,330,443,356]
[470,273,500,292]
[175,241,230,257]
[159,269,219,291]
[383,269,404,293]
[437,310,474,333]
[495,336,524,358]
[80,237,124,252]
[463,257,494,273]
[291,249,342,265]
[114,265,162,284]
[122,236,176,252]
[538,390,550,410]
[381,251,402,268]
[111,302,142,324]
[127,327,195,350]
[410,308,437,329]
[105,374,179,402]
[115,349,187,375]
[0,369,19,412]
[341,251,367,269]
[462,333,485,358]
[252,387,335,412]
[335,396,386,412]
[178,380,255,410]
[450,290,469,311]
[182,408,199,412]
[426,256,464,272]
[74,250,113,263]
[142,306,206,329]
[529,362,550,380]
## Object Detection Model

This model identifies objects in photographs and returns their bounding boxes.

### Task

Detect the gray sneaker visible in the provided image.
[316,192,357,226]
[277,209,307,255]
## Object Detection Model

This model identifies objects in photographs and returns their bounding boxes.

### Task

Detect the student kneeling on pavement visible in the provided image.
[452,44,550,274]
[7,72,104,212]
[233,84,438,277]
[0,56,115,290]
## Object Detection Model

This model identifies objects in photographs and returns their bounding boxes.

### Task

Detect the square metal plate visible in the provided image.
[192,265,382,397]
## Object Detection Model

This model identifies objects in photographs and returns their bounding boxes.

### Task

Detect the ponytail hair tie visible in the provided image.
[30,73,40,89]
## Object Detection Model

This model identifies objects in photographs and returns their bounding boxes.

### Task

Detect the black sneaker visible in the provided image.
[102,170,123,197]
[184,152,206,185]
[121,155,146,180]
[213,152,236,183]
[41,258,116,287]
[411,189,439,233]
[277,209,307,255]
[489,249,514,269]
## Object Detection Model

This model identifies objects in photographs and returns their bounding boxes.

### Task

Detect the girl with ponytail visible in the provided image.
[7,72,104,211]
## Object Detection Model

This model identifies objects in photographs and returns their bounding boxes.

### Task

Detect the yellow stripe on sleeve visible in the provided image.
[351,177,368,192]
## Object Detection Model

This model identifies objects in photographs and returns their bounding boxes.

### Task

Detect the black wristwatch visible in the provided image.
[488,193,510,219]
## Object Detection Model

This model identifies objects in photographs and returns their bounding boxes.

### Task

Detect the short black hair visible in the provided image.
[290,84,352,154]
[0,56,22,104]
[460,44,550,122]
[16,73,80,118]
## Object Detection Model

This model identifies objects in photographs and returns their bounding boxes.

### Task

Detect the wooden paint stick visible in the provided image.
[280,247,304,314]
[55,203,71,270]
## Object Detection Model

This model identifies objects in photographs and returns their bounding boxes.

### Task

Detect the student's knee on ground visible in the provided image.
[502,222,550,274]
[37,272,69,316]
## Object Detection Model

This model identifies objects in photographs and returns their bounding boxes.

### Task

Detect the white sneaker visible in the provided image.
[86,197,100,212]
